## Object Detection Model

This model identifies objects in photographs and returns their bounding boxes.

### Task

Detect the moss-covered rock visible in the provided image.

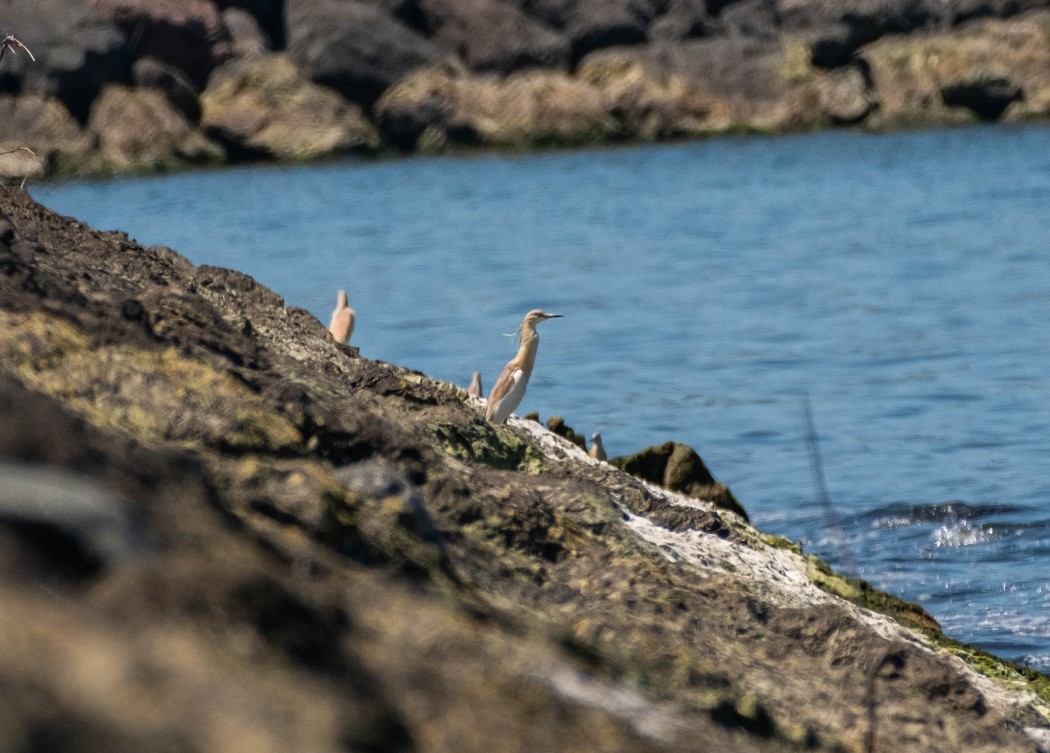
[431,420,548,473]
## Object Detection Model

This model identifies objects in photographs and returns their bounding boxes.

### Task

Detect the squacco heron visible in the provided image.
[328,289,356,345]
[485,309,562,424]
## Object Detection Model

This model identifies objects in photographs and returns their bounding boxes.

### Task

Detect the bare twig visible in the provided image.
[0,34,35,65]
[802,392,858,577]
[0,147,38,190]
[0,36,38,188]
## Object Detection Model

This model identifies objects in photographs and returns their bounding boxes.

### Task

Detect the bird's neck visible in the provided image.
[514,326,540,374]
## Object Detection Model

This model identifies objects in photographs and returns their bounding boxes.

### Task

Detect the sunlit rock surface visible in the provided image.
[1,188,1050,751]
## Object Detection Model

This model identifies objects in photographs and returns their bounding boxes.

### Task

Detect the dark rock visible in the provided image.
[808,23,858,68]
[940,76,1023,120]
[776,0,949,33]
[949,0,1001,24]
[335,460,442,541]
[777,0,953,68]
[132,57,202,121]
[650,0,716,41]
[720,0,779,38]
[375,81,453,150]
[546,415,587,449]
[285,0,441,108]
[0,0,130,122]
[946,0,1050,22]
[705,0,741,13]
[222,6,273,60]
[584,36,785,104]
[0,461,140,581]
[214,0,286,48]
[611,440,749,520]
[90,0,233,90]
[517,0,656,63]
[395,0,570,73]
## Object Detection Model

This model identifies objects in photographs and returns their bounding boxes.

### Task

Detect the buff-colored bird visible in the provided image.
[328,289,355,345]
[485,309,562,424]
[588,432,607,461]
[467,371,483,398]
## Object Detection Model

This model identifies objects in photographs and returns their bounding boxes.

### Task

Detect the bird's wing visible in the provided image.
[329,308,355,344]
[485,364,527,422]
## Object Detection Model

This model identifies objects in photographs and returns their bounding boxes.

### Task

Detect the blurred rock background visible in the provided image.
[2,0,1049,177]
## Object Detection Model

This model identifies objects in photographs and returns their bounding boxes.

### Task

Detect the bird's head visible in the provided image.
[523,308,563,326]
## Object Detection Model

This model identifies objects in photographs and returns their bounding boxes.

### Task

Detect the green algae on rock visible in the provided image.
[431,420,548,474]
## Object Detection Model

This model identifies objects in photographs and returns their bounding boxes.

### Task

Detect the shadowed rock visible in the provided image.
[0,461,141,581]
[395,0,571,73]
[90,0,233,90]
[0,0,130,123]
[650,0,715,41]
[777,0,953,68]
[285,0,441,107]
[221,6,274,60]
[546,415,587,449]
[518,0,656,63]
[941,76,1023,120]
[132,57,202,122]
[611,441,749,521]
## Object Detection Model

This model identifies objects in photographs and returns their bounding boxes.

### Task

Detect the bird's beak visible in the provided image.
[544,313,563,319]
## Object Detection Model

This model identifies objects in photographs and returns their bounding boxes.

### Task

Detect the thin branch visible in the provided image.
[802,392,858,578]
[0,35,37,189]
[0,35,35,65]
[0,147,38,190]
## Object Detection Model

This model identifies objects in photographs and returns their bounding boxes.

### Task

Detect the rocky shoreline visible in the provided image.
[3,0,1050,179]
[2,189,1050,751]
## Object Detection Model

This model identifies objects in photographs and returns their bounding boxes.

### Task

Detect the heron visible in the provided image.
[485,309,562,424]
[467,371,483,398]
[588,432,607,461]
[328,289,355,345]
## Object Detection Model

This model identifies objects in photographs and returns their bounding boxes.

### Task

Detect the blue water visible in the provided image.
[33,125,1050,669]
